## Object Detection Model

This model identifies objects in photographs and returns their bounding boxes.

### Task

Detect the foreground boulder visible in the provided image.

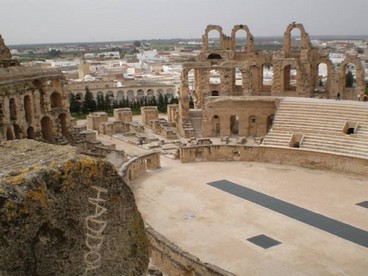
[0,140,149,275]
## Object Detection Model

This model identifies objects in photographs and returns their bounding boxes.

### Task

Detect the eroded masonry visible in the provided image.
[0,35,71,143]
[175,23,365,137]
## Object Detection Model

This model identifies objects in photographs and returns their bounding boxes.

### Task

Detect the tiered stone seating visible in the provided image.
[262,97,368,159]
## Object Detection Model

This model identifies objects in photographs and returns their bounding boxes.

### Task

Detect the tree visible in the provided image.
[346,71,355,88]
[133,41,142,48]
[157,93,166,113]
[69,93,81,114]
[82,87,96,114]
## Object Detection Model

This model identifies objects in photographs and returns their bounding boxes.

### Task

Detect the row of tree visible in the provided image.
[69,87,178,115]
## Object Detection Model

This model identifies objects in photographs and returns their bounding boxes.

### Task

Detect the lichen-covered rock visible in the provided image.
[0,140,149,275]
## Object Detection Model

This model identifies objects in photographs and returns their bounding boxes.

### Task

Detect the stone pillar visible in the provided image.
[113,108,132,123]
[141,106,159,126]
[87,112,108,130]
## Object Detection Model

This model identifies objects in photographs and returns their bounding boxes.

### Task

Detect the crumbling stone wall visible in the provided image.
[0,35,71,144]
[0,140,149,275]
[177,23,365,137]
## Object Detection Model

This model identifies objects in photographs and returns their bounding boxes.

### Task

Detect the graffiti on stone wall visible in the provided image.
[84,185,108,274]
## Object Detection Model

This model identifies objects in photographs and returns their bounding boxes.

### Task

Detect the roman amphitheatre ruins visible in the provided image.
[1,23,368,275]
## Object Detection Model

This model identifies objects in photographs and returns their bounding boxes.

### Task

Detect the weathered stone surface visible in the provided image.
[0,140,149,275]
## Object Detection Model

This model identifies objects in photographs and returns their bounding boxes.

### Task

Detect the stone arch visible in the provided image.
[283,64,297,91]
[230,115,239,135]
[234,67,243,87]
[9,98,17,120]
[231,25,253,52]
[127,90,134,101]
[147,89,154,99]
[41,116,54,143]
[76,92,83,101]
[248,115,257,136]
[208,53,222,60]
[50,92,62,108]
[117,90,125,101]
[58,113,68,137]
[166,88,174,97]
[24,95,33,123]
[27,127,35,139]
[212,115,221,137]
[202,25,224,50]
[96,91,104,97]
[13,124,21,139]
[339,55,364,99]
[6,126,14,140]
[137,89,144,99]
[106,90,114,100]
[283,23,310,56]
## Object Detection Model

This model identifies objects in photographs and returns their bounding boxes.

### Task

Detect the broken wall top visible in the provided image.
[0,34,12,61]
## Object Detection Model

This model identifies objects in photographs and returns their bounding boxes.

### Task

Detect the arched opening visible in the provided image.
[290,28,301,54]
[166,88,174,100]
[234,29,247,52]
[188,69,196,104]
[6,127,14,140]
[284,64,297,91]
[207,30,221,49]
[117,90,124,101]
[76,92,83,101]
[147,89,154,99]
[59,113,68,137]
[208,53,222,59]
[24,95,33,123]
[262,64,273,91]
[212,115,221,137]
[210,69,221,84]
[106,91,114,100]
[41,116,54,143]
[235,67,243,88]
[211,91,219,96]
[230,115,239,135]
[344,63,356,88]
[137,89,144,99]
[50,92,62,108]
[248,115,257,136]
[317,63,328,90]
[127,90,134,101]
[27,127,35,139]
[267,114,274,132]
[13,124,21,139]
[9,98,17,120]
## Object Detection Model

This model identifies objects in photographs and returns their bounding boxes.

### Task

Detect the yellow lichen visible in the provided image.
[27,186,47,208]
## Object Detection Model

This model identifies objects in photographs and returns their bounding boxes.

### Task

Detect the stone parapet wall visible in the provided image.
[119,151,161,182]
[180,145,368,176]
[146,225,235,276]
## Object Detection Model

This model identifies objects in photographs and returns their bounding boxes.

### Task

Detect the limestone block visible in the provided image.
[0,140,149,275]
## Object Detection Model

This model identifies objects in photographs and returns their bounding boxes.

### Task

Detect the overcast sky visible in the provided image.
[1,0,367,45]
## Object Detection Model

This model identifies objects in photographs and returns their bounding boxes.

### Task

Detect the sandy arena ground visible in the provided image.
[132,157,368,276]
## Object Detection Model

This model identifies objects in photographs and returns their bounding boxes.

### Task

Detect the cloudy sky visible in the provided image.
[1,0,367,45]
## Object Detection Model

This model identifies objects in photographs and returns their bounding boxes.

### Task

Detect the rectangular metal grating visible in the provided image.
[247,234,281,249]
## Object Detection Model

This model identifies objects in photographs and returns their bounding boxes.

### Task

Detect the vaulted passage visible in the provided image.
[41,116,54,143]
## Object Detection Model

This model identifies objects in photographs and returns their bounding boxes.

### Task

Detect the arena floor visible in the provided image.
[132,157,368,275]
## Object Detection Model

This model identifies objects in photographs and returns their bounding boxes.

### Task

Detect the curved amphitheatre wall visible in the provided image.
[120,152,235,275]
[180,145,368,176]
[120,143,368,275]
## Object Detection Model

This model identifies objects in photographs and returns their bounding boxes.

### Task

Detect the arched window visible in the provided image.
[262,64,273,91]
[41,116,54,143]
[137,89,144,99]
[9,98,17,120]
[284,65,297,91]
[344,63,356,88]
[207,30,221,49]
[50,92,62,108]
[317,63,328,90]
[210,69,221,84]
[24,95,32,123]
[234,29,247,52]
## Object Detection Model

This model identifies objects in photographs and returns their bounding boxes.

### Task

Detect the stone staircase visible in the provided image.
[189,109,203,138]
[262,97,368,159]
